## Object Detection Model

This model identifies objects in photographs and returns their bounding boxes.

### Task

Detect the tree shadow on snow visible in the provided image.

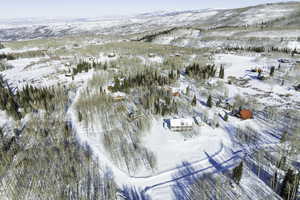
[119,185,150,200]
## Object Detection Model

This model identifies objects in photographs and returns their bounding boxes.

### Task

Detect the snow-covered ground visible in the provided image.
[0,2,298,41]
[1,2,300,199]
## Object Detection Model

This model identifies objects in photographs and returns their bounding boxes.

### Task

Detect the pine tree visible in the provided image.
[277,156,287,170]
[207,95,212,108]
[232,162,243,184]
[271,171,278,190]
[280,169,297,200]
[280,132,288,143]
[224,113,228,121]
[191,95,197,106]
[219,65,224,79]
[186,86,190,96]
[114,77,121,91]
[270,66,275,77]
[291,48,296,57]
[78,111,83,122]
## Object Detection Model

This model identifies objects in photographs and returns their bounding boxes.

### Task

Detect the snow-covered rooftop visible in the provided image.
[170,118,193,127]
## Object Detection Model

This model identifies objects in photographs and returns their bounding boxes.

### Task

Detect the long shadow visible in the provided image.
[205,151,231,175]
[170,156,241,200]
[170,161,207,200]
[119,185,150,200]
[244,156,273,188]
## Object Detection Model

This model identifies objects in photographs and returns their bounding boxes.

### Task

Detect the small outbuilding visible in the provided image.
[108,53,116,58]
[169,118,193,132]
[237,109,253,120]
[172,92,181,97]
[111,92,126,102]
[148,53,156,58]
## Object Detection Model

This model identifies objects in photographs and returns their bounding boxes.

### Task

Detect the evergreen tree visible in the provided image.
[280,132,288,143]
[114,77,121,91]
[224,113,228,121]
[191,95,197,106]
[78,111,82,122]
[232,162,243,184]
[219,65,224,79]
[280,169,300,200]
[291,48,296,57]
[271,171,278,190]
[277,156,287,170]
[270,66,275,77]
[186,86,190,96]
[207,95,213,108]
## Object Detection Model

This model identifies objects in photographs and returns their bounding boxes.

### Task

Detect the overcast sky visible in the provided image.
[0,0,297,19]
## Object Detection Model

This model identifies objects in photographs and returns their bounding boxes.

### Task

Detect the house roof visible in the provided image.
[170,118,193,127]
[239,109,253,120]
[111,92,126,98]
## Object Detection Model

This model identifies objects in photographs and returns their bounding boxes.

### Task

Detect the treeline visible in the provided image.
[140,87,178,116]
[0,50,48,61]
[0,76,64,120]
[111,68,179,92]
[185,63,217,80]
[135,27,178,42]
[224,46,299,54]
[0,54,15,60]
[72,60,107,75]
[0,42,4,49]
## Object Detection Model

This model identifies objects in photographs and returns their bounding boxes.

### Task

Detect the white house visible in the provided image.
[169,118,193,132]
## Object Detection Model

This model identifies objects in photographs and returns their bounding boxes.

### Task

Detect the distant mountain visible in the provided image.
[0,2,299,41]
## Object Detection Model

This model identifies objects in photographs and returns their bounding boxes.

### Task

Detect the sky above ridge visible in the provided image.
[0,0,297,19]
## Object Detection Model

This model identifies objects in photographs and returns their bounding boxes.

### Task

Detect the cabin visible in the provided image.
[111,92,126,102]
[169,87,182,97]
[172,92,181,97]
[148,53,156,58]
[169,118,193,132]
[108,53,116,58]
[236,109,253,120]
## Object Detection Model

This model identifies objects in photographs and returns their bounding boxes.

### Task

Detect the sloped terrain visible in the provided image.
[0,2,300,200]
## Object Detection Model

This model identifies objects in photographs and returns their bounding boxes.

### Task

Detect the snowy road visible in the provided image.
[67,85,245,199]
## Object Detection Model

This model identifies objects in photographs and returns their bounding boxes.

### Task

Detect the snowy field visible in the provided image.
[1,2,300,200]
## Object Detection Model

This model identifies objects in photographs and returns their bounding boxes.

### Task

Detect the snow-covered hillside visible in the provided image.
[0,2,299,41]
[0,2,300,200]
